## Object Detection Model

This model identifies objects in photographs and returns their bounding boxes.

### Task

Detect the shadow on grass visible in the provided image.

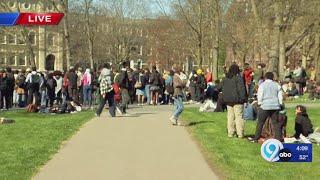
[187,121,216,126]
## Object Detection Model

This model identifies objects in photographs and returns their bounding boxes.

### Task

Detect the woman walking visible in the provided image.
[170,68,185,126]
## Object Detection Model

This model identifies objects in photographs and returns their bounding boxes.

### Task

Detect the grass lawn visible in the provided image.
[182,107,320,180]
[0,110,94,180]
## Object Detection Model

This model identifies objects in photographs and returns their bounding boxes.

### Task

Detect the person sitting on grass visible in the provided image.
[286,82,299,97]
[294,105,314,139]
[306,80,316,100]
[199,82,219,112]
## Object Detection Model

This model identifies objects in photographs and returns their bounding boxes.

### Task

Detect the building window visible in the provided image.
[0,53,5,65]
[47,34,54,46]
[18,36,25,45]
[8,2,16,8]
[8,54,16,66]
[29,32,36,45]
[47,5,54,11]
[18,54,26,66]
[8,34,16,44]
[139,46,143,56]
[23,3,31,9]
[1,35,5,44]
[147,47,152,56]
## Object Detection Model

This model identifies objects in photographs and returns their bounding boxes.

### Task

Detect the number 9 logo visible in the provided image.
[261,139,284,162]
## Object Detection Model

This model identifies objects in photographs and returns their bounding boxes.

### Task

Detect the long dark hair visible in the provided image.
[226,64,240,79]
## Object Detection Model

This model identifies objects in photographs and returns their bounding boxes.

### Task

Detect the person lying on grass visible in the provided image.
[293,105,314,139]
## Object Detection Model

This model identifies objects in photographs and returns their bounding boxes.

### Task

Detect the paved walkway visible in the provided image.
[34,105,219,180]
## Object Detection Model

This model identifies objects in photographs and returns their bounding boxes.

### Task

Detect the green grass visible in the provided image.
[284,93,320,104]
[182,107,320,180]
[0,110,94,180]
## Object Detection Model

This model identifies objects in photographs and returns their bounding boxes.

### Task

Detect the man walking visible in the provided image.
[250,72,284,142]
[118,62,130,115]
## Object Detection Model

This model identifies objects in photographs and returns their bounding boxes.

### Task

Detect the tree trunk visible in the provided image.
[250,0,264,61]
[85,0,94,69]
[212,0,220,80]
[20,29,36,67]
[315,30,320,80]
[268,1,282,76]
[63,0,71,69]
[198,34,203,67]
[278,30,286,79]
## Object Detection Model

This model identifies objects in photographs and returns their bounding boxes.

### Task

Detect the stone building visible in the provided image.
[0,0,64,71]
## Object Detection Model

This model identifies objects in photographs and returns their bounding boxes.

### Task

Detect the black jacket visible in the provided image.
[119,70,129,89]
[220,75,247,106]
[294,114,314,139]
[0,76,8,91]
[67,72,78,88]
[149,71,161,86]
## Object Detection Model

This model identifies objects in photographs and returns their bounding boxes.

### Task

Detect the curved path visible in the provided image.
[34,105,218,180]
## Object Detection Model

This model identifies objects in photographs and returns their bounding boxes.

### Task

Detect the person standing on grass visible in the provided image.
[25,67,41,105]
[250,72,283,143]
[170,68,185,126]
[219,64,247,138]
[243,63,254,98]
[67,67,78,102]
[82,68,92,109]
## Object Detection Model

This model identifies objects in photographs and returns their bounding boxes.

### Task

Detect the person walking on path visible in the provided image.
[96,67,115,117]
[170,68,185,126]
[118,62,130,115]
[149,66,161,105]
[219,64,247,138]
[250,72,284,143]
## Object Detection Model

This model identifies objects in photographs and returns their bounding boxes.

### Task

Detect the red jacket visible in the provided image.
[243,68,254,85]
[205,72,213,83]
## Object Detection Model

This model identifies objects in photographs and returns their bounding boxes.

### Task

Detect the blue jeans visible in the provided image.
[83,85,92,106]
[173,96,184,119]
[40,90,47,107]
[145,84,151,104]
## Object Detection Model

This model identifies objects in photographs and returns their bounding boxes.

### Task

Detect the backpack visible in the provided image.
[31,74,41,85]
[27,104,38,113]
[47,79,56,89]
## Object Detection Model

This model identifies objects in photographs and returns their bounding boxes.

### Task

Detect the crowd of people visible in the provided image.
[215,63,318,143]
[0,61,319,141]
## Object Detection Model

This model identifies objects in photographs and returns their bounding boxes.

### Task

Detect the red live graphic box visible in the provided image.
[16,13,64,26]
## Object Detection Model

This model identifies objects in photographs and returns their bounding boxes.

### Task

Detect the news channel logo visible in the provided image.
[261,139,292,162]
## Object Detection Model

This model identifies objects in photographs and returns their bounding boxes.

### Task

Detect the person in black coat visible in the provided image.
[294,105,314,139]
[0,71,10,110]
[218,64,247,138]
[5,67,15,109]
[67,67,78,102]
[118,62,130,114]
